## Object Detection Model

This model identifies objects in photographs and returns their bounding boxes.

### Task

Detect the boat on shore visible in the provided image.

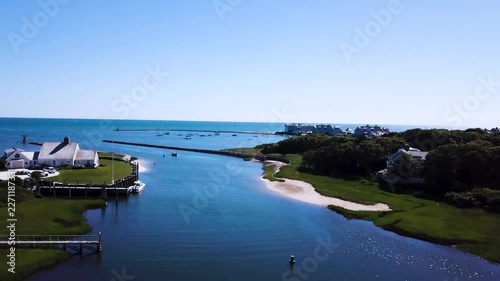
[129,180,146,193]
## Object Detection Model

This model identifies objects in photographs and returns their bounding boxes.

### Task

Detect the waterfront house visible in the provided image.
[3,137,99,169]
[3,148,39,169]
[386,145,429,170]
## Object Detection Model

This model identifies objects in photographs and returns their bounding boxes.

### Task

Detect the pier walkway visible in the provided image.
[0,233,102,254]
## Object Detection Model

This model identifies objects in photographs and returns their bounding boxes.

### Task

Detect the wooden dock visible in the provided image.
[0,233,102,254]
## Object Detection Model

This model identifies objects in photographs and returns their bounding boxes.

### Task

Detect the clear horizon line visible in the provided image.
[0,115,490,129]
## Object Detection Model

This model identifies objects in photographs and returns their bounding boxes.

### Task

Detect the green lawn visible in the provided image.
[50,159,133,185]
[0,199,105,235]
[0,198,105,281]
[0,249,69,281]
[262,164,284,183]
[274,154,500,264]
[223,147,263,154]
[98,152,126,159]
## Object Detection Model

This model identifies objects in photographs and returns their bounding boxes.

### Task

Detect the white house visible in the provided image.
[3,137,99,169]
[387,145,429,170]
[3,148,39,169]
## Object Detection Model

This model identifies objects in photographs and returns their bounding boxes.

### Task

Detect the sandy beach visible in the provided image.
[260,161,391,211]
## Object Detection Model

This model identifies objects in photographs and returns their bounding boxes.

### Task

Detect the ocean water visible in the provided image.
[0,118,498,281]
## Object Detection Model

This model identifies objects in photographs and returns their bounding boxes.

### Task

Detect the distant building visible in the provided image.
[354,125,391,137]
[284,124,345,136]
[285,124,316,135]
[484,127,499,133]
[314,125,344,135]
[3,137,99,169]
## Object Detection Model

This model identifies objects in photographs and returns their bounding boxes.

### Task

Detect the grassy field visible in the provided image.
[223,147,263,154]
[98,152,126,159]
[0,249,69,281]
[50,159,133,184]
[274,154,500,264]
[0,198,105,281]
[262,164,284,183]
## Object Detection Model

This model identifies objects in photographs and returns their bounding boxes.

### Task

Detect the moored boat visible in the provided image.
[129,180,146,193]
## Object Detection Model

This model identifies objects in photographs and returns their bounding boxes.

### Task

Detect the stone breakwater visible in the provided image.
[102,140,290,164]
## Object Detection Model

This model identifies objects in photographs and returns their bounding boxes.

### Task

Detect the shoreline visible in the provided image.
[260,161,392,211]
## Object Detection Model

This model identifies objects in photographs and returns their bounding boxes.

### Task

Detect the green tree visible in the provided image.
[390,153,421,178]
[31,171,42,181]
[422,144,461,196]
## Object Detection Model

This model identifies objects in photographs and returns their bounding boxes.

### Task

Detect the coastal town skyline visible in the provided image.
[1,1,499,128]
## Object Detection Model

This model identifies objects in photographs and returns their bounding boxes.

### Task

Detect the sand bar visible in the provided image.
[260,161,391,211]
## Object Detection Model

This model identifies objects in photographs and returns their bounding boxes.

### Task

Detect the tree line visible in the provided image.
[259,129,500,211]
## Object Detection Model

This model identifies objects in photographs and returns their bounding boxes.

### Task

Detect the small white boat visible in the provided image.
[129,180,146,193]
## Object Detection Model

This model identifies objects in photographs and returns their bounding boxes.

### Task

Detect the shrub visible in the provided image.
[445,188,500,212]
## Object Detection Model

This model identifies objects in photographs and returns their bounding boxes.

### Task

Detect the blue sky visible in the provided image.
[1,0,499,128]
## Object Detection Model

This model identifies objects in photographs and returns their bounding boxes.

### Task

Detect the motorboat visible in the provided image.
[171,152,177,157]
[129,180,146,193]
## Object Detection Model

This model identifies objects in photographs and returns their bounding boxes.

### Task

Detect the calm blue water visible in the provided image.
[0,118,498,281]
